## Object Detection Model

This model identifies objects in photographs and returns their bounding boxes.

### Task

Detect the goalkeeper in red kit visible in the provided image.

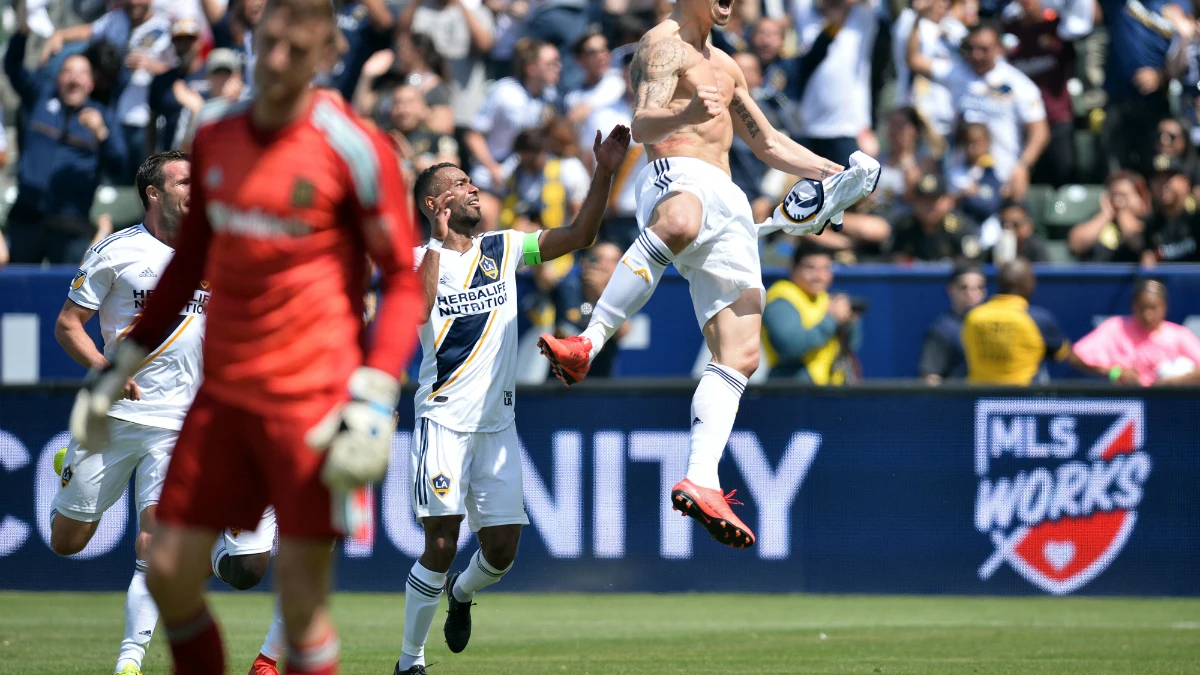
[68,0,423,673]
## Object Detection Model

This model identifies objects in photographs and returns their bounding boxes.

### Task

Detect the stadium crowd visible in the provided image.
[1,0,1199,384]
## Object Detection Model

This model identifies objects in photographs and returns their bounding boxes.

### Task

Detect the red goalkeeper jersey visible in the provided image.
[128,91,422,419]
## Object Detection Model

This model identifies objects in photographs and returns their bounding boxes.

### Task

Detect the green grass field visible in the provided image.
[1,592,1198,675]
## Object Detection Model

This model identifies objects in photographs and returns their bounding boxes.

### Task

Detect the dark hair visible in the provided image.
[955,119,990,146]
[136,150,190,209]
[413,162,459,215]
[792,238,832,266]
[513,130,547,155]
[406,32,450,82]
[965,21,1002,41]
[263,0,335,23]
[949,262,984,284]
[82,41,121,105]
[572,30,606,58]
[999,199,1030,218]
[1132,278,1168,303]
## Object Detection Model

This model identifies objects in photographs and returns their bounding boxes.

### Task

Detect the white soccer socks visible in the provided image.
[581,230,675,358]
[686,364,748,490]
[451,550,511,602]
[258,596,287,662]
[758,151,882,238]
[115,561,159,673]
[399,562,445,670]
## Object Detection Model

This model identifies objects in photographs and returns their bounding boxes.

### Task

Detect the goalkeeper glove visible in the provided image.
[306,366,400,493]
[69,340,148,450]
[757,151,881,238]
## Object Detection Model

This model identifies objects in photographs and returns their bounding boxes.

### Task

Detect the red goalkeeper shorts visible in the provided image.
[156,386,344,538]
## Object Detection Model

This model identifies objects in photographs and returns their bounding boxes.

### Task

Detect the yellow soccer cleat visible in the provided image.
[53,447,67,476]
[115,664,142,675]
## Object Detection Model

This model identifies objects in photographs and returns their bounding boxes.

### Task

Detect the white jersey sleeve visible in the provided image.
[68,247,120,310]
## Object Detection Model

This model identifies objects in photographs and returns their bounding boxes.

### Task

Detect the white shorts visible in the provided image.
[635,156,766,327]
[54,419,174,523]
[411,418,529,533]
[222,506,277,556]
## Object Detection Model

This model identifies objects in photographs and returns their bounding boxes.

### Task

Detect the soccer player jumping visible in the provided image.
[395,125,630,675]
[70,1,424,673]
[539,0,877,549]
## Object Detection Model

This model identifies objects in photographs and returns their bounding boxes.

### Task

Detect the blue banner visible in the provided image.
[6,265,1200,382]
[1,387,1196,596]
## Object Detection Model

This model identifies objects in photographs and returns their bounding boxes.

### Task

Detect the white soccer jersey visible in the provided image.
[929,59,1047,181]
[68,225,208,430]
[413,230,530,433]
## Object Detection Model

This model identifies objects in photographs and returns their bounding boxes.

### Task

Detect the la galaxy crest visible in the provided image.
[431,473,452,498]
[479,254,498,281]
[71,269,86,290]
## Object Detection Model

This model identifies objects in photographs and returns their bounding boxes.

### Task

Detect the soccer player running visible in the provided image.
[52,150,285,675]
[70,1,424,674]
[539,0,849,549]
[396,124,631,675]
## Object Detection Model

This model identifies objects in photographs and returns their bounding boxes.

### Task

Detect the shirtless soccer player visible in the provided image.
[394,125,630,675]
[70,1,424,673]
[540,0,856,549]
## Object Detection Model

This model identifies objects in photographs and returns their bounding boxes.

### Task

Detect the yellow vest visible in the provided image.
[500,158,566,230]
[761,280,843,385]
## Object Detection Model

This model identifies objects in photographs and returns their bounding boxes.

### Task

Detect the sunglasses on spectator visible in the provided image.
[581,47,608,56]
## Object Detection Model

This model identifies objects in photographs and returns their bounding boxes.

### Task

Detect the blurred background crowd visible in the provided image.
[1,0,1199,386]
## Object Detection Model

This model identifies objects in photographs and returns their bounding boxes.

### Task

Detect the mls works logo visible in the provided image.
[975,399,1151,594]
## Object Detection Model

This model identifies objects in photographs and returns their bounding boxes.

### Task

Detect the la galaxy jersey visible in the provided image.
[69,225,208,430]
[414,230,531,433]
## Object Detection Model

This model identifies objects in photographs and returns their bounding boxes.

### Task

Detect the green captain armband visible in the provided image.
[523,232,543,266]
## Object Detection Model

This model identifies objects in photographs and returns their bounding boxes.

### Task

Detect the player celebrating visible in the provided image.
[395,124,631,675]
[52,150,285,675]
[539,0,877,549]
[69,1,423,673]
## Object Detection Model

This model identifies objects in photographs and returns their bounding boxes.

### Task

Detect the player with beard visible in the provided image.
[394,125,630,675]
[538,0,877,549]
[69,0,424,673]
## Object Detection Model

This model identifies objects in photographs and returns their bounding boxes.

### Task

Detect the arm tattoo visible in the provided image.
[632,38,685,112]
[730,94,760,139]
[820,162,835,180]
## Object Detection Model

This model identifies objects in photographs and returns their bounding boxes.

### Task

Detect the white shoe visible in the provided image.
[757,151,882,237]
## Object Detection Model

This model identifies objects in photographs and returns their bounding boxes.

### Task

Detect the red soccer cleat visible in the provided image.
[538,334,592,386]
[248,654,279,675]
[670,478,756,549]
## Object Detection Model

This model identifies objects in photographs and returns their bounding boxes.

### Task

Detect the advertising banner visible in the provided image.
[7,265,1200,381]
[1,387,1195,595]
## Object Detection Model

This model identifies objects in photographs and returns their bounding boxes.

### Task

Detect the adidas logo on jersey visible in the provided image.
[139,267,157,278]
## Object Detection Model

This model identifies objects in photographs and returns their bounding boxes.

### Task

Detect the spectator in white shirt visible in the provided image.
[892,0,969,138]
[466,38,562,229]
[793,0,879,165]
[563,31,625,129]
[907,13,1051,200]
[400,0,496,131]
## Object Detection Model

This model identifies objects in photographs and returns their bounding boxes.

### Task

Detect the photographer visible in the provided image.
[762,240,863,384]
